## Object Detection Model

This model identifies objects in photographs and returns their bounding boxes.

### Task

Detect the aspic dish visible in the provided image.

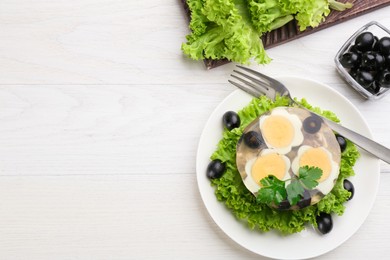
[206,95,355,235]
[196,77,379,259]
[236,107,342,211]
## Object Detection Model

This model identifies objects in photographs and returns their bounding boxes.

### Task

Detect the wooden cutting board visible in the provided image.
[181,0,390,69]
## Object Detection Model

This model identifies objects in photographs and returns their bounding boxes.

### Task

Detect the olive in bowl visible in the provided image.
[335,21,390,99]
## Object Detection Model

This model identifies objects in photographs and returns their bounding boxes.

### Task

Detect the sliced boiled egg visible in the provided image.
[243,149,291,194]
[259,107,303,154]
[292,145,340,195]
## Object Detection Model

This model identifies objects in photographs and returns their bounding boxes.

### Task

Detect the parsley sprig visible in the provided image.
[256,166,323,206]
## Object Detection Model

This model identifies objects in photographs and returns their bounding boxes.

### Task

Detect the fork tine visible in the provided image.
[228,79,264,98]
[230,74,267,94]
[232,69,270,91]
[236,65,280,86]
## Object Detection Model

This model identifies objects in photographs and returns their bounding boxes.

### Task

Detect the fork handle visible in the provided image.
[324,118,390,164]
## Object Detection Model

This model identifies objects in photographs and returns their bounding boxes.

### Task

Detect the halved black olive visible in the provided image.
[355,32,375,52]
[297,190,311,209]
[303,115,322,134]
[335,134,347,152]
[243,131,264,149]
[206,159,226,179]
[277,199,291,210]
[343,179,355,201]
[316,212,333,235]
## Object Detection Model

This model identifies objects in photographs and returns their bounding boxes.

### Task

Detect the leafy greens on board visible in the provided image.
[182,0,353,65]
[209,96,359,234]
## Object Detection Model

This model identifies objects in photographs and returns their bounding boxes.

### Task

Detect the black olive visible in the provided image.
[378,70,390,88]
[355,32,375,52]
[222,111,240,131]
[303,115,322,134]
[379,36,390,55]
[277,199,291,210]
[373,36,380,51]
[349,68,358,78]
[374,52,385,69]
[297,190,311,209]
[355,70,375,89]
[243,131,264,149]
[348,44,362,54]
[206,159,226,179]
[361,51,377,70]
[371,81,381,94]
[385,54,390,67]
[339,52,360,68]
[335,134,347,152]
[316,212,333,235]
[343,179,355,201]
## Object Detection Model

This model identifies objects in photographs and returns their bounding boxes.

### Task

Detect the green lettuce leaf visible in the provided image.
[182,0,271,64]
[249,0,294,33]
[294,0,331,31]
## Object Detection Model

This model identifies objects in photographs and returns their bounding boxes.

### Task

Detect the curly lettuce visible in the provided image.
[249,0,294,33]
[182,0,271,64]
[250,0,353,32]
[209,95,359,234]
[182,0,353,65]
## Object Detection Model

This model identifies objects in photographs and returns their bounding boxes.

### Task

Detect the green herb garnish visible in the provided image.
[257,175,287,205]
[257,166,323,206]
[298,166,323,190]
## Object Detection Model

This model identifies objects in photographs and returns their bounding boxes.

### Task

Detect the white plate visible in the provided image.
[196,77,380,260]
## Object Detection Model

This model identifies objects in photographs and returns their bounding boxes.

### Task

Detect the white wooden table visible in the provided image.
[0,1,390,259]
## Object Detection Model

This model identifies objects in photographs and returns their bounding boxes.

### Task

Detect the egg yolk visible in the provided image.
[251,153,286,185]
[262,115,294,148]
[299,148,331,182]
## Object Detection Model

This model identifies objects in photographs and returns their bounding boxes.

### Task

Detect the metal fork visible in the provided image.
[229,65,390,164]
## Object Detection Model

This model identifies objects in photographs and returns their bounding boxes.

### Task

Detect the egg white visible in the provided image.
[259,107,304,154]
[243,149,291,194]
[291,145,340,195]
